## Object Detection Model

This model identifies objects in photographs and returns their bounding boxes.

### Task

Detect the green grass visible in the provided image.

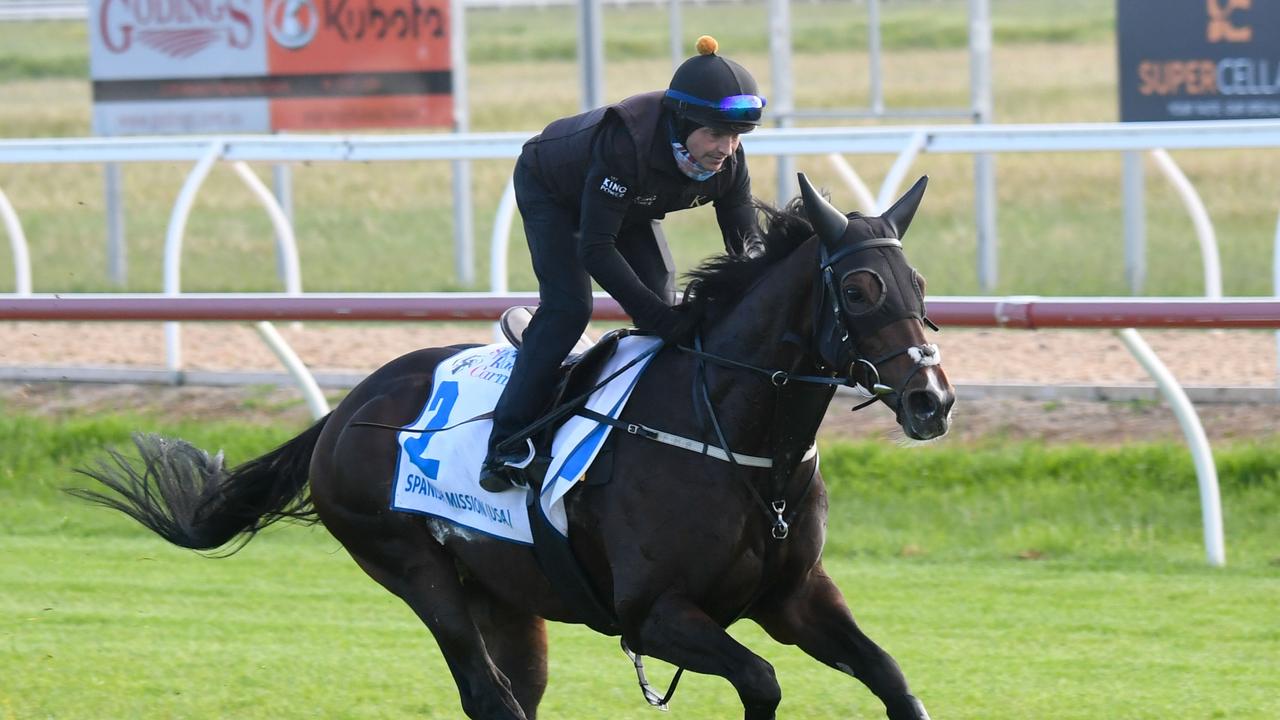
[5,534,1279,719]
[1,409,1279,718]
[1,0,1278,298]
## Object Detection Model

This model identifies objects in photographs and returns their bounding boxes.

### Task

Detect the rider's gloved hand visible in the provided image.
[650,304,699,345]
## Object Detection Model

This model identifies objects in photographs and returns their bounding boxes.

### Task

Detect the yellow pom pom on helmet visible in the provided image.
[663,35,766,134]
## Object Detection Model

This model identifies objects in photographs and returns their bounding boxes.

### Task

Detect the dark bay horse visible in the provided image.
[73,174,954,720]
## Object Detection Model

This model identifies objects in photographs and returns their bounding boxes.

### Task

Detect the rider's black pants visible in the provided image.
[488,159,675,456]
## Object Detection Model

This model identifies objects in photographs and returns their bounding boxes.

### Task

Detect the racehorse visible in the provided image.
[72,173,954,720]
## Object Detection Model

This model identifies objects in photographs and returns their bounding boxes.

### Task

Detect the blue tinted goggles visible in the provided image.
[665,89,766,122]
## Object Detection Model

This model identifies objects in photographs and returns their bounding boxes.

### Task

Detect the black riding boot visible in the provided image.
[481,306,587,492]
[478,434,535,493]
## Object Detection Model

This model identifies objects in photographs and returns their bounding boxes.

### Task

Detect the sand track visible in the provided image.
[2,322,1276,444]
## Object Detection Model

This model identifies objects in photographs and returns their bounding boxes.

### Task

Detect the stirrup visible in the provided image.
[621,639,684,711]
[501,438,536,469]
[479,439,537,492]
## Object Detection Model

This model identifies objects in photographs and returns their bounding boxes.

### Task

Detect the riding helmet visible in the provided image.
[664,35,766,137]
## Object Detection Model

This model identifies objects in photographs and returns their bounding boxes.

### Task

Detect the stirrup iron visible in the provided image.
[621,639,683,711]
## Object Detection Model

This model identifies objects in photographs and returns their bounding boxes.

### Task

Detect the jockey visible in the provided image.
[481,35,768,492]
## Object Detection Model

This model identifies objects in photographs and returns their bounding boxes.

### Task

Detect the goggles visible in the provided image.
[665,89,766,122]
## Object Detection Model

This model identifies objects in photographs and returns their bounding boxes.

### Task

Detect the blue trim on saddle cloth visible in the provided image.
[389,336,663,544]
[538,359,652,536]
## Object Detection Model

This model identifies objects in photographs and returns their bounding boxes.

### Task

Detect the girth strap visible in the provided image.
[524,481,620,635]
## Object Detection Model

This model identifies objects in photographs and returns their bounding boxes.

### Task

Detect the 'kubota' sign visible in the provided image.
[89,0,452,135]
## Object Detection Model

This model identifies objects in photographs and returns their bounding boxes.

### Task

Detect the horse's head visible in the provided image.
[798,173,955,440]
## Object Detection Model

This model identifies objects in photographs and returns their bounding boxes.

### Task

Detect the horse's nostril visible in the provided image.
[906,390,940,420]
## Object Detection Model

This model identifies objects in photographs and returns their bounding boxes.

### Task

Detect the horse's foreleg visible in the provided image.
[467,589,549,718]
[751,563,931,720]
[625,593,781,720]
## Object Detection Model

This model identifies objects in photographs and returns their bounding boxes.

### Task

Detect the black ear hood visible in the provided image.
[797,173,848,250]
[883,176,928,241]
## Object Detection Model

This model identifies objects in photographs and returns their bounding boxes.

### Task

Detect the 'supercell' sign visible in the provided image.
[1117,0,1280,121]
[89,0,453,135]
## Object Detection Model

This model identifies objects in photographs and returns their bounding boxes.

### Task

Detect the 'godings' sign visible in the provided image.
[89,0,453,135]
[1117,0,1280,121]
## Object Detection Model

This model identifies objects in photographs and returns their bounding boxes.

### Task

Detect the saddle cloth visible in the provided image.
[390,336,663,543]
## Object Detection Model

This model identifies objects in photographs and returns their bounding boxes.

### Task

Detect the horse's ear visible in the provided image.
[797,172,848,247]
[883,175,929,241]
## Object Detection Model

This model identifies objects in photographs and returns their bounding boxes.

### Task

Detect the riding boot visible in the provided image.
[482,307,584,492]
[478,446,532,493]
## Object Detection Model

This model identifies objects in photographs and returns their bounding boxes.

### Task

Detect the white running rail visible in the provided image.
[0,187,30,294]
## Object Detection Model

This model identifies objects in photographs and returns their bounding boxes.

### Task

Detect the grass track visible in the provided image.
[2,411,1279,718]
[4,531,1278,719]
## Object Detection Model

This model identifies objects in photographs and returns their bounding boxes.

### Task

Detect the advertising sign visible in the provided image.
[1117,0,1280,121]
[89,0,453,135]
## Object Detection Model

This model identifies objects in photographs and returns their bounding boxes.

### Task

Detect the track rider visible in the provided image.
[480,35,769,492]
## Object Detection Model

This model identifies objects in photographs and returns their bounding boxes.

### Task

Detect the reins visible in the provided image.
[684,334,825,540]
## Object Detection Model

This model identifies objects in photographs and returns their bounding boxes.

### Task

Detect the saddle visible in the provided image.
[499,301,640,445]
[499,305,596,358]
[498,305,635,462]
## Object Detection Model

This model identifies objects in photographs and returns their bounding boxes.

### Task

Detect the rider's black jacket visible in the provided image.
[519,91,758,330]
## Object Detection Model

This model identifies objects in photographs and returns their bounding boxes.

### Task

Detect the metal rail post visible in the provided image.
[0,188,31,294]
[1118,328,1225,567]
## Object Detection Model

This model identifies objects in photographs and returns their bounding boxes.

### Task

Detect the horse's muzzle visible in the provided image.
[898,382,954,440]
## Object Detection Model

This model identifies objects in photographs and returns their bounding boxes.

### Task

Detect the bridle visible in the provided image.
[681,233,941,411]
[670,233,942,544]
[813,236,941,409]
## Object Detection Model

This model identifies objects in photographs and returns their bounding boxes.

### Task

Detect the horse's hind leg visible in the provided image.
[342,535,531,720]
[315,403,532,719]
[625,593,782,720]
[466,588,549,717]
[751,562,931,720]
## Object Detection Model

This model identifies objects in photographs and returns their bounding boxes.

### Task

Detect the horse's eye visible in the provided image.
[840,269,886,316]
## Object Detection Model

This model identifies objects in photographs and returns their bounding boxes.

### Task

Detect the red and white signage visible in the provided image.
[89,0,453,135]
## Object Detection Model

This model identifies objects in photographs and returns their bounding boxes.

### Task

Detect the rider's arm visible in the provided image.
[578,124,672,330]
[714,149,764,258]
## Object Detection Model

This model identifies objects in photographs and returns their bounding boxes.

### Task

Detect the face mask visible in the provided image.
[667,117,718,181]
[671,141,718,181]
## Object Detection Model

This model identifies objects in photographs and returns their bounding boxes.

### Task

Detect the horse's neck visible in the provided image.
[704,237,821,369]
[697,239,833,453]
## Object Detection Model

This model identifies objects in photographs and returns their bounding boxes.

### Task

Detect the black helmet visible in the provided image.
[663,35,766,135]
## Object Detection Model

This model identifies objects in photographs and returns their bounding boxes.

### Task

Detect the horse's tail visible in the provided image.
[68,415,330,554]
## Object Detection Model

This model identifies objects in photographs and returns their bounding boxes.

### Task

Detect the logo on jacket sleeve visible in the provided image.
[599,176,628,199]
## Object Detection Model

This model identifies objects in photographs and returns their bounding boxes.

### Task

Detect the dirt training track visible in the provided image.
[1,322,1277,444]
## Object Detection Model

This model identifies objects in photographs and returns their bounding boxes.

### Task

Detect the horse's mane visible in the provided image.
[683,197,817,322]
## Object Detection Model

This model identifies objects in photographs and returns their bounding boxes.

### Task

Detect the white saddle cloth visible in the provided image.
[390,336,663,543]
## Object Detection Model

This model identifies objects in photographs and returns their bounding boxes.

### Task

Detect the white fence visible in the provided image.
[6,119,1280,309]
[5,121,1280,566]
[5,120,1280,366]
